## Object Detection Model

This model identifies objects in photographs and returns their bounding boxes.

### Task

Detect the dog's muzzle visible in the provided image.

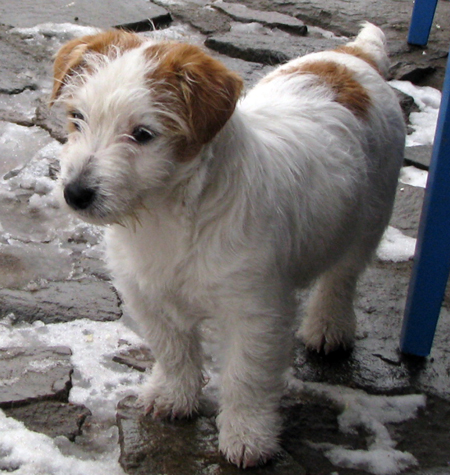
[64,181,97,211]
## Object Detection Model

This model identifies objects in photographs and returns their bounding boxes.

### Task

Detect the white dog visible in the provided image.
[51,23,405,468]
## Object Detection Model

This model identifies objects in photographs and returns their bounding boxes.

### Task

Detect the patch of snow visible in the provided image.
[0,316,145,474]
[142,22,205,44]
[230,21,271,35]
[308,25,347,40]
[0,89,41,122]
[230,21,290,37]
[25,278,49,292]
[0,135,103,266]
[28,189,59,211]
[399,165,428,188]
[377,226,416,262]
[0,122,53,177]
[0,319,146,420]
[288,377,426,475]
[27,358,61,372]
[317,447,417,475]
[11,22,100,43]
[390,80,441,147]
[9,23,100,72]
[151,0,195,6]
[0,412,126,475]
[0,138,68,245]
[6,140,61,192]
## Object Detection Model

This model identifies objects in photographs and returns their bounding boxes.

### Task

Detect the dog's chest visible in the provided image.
[105,209,216,297]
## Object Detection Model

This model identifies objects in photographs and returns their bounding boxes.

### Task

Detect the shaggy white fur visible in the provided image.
[53,23,405,468]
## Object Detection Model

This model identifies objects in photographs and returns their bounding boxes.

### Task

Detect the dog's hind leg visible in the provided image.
[299,234,379,354]
[300,264,359,354]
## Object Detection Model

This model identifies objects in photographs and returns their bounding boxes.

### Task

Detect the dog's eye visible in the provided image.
[68,111,85,131]
[130,126,156,144]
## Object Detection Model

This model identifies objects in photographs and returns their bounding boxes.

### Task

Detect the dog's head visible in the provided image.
[51,30,243,225]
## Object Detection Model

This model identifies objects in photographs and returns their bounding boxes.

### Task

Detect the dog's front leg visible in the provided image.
[216,299,293,468]
[131,301,204,419]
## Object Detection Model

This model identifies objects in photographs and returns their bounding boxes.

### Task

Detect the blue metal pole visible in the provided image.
[407,0,439,46]
[400,55,450,356]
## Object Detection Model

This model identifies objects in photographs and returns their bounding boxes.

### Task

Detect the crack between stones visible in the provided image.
[0,84,38,95]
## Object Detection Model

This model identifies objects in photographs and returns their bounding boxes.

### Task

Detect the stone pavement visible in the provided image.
[0,1,450,474]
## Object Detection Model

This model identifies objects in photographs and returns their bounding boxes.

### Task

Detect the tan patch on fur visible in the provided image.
[334,45,381,74]
[275,60,371,119]
[144,42,244,161]
[51,30,143,103]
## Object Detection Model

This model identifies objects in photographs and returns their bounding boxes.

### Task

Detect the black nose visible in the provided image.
[64,181,96,210]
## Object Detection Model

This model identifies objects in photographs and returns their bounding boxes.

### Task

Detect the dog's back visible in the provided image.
[236,23,405,279]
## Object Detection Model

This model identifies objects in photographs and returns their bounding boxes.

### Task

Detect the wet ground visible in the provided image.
[1,0,450,474]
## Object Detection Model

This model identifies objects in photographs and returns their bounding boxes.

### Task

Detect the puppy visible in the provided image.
[51,23,405,467]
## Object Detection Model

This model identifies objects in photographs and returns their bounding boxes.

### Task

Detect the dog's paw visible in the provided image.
[217,408,280,468]
[138,364,203,419]
[298,312,355,354]
[140,386,198,419]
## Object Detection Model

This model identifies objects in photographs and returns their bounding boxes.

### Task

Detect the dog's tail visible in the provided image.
[343,22,390,78]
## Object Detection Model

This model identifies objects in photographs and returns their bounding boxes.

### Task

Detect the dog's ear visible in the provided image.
[145,43,244,146]
[51,30,143,104]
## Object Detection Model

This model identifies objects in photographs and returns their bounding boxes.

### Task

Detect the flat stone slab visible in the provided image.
[385,395,450,473]
[391,63,438,85]
[391,182,425,238]
[404,145,433,170]
[3,400,91,441]
[212,1,307,36]
[116,395,305,475]
[156,2,230,35]
[35,98,68,143]
[0,279,122,324]
[116,386,450,474]
[0,25,48,94]
[210,52,274,87]
[206,32,343,65]
[0,346,72,407]
[0,0,171,31]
